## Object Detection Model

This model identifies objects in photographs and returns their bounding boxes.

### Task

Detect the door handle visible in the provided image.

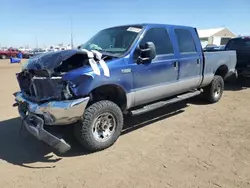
[174,61,178,67]
[197,59,201,64]
[174,61,178,69]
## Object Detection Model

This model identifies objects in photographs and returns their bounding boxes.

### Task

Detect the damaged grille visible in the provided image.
[16,71,64,102]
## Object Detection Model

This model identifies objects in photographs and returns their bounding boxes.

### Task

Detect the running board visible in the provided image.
[130,90,201,116]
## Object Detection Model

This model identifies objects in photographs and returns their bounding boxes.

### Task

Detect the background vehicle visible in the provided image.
[225,36,250,77]
[203,44,218,51]
[0,48,30,59]
[217,45,226,50]
[28,48,47,57]
[14,23,237,153]
[203,44,225,52]
[18,47,32,52]
[0,48,19,59]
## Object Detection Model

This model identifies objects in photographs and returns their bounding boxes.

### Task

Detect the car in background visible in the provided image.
[19,47,32,52]
[0,48,30,59]
[203,44,226,52]
[29,48,47,58]
[225,36,250,77]
[203,44,218,52]
[217,45,225,50]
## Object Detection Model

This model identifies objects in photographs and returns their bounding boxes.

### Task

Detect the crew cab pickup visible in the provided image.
[225,36,250,77]
[0,48,30,59]
[13,23,237,153]
[0,48,20,59]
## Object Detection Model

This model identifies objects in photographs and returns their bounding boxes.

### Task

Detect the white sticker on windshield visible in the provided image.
[127,27,142,33]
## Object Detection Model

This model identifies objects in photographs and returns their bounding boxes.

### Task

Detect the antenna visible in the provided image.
[70,16,74,49]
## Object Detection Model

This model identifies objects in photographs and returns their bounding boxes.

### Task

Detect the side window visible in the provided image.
[174,29,197,53]
[140,28,174,55]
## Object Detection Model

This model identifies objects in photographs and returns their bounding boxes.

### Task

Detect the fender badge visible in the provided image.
[121,69,131,73]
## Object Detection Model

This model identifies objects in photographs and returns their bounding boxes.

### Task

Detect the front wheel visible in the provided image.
[74,100,124,152]
[203,75,224,103]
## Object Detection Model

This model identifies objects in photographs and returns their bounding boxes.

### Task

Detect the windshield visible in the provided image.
[79,25,143,56]
[226,38,250,51]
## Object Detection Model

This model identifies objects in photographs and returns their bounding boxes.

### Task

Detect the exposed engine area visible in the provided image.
[16,52,90,102]
[54,53,91,73]
[16,71,73,102]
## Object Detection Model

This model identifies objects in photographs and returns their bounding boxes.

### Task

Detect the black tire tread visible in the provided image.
[203,75,224,103]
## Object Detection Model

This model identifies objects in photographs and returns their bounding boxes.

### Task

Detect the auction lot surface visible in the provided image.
[0,59,250,188]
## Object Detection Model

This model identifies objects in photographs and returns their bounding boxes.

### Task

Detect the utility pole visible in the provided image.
[35,35,38,49]
[70,16,74,49]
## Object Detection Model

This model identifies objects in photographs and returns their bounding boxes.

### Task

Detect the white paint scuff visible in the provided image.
[80,49,110,77]
[80,49,100,76]
[91,50,110,77]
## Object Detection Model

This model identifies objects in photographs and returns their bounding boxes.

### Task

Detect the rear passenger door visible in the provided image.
[133,27,179,106]
[174,28,202,90]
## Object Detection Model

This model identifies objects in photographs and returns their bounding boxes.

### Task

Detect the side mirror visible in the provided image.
[137,42,156,64]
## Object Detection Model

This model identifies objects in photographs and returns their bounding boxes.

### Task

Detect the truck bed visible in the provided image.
[201,50,237,86]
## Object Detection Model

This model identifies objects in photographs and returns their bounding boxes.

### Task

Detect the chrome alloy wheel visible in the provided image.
[92,112,116,142]
[213,83,222,99]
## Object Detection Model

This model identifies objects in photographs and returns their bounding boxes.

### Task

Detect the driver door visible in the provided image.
[132,27,179,106]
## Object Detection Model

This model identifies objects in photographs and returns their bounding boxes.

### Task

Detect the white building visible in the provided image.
[197,28,236,48]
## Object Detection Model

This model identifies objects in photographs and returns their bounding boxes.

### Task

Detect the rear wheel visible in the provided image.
[203,75,224,103]
[74,100,124,152]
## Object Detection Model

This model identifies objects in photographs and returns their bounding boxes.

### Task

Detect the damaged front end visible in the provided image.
[16,70,75,103]
[14,91,89,153]
[13,50,102,153]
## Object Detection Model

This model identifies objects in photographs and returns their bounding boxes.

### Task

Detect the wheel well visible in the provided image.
[89,85,127,111]
[215,65,228,79]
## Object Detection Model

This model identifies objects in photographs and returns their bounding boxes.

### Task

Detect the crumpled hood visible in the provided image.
[22,49,79,72]
[22,49,112,78]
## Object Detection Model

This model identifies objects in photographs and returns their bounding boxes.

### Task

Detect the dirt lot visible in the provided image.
[0,59,250,188]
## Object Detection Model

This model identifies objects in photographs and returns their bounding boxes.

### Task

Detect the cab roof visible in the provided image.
[105,23,196,30]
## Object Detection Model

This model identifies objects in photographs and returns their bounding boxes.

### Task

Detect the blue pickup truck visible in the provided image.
[14,23,237,153]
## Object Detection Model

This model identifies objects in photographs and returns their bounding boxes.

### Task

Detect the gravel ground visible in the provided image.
[0,59,249,188]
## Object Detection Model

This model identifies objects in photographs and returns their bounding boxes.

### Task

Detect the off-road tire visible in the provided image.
[203,75,224,103]
[74,100,124,152]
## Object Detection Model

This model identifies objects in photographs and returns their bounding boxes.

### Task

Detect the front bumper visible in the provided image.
[14,92,90,153]
[22,113,71,153]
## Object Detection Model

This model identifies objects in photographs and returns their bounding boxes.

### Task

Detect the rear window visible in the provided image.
[226,38,250,50]
[174,29,197,53]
